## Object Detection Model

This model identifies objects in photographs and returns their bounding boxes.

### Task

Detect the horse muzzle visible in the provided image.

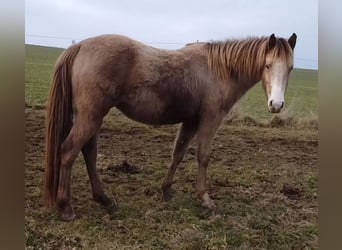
[268,100,284,113]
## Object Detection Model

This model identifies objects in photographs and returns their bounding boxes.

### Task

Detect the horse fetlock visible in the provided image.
[161,184,175,201]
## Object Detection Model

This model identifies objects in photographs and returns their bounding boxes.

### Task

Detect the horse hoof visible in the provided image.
[200,193,217,210]
[57,200,76,221]
[60,212,76,221]
[94,194,116,207]
[201,200,217,210]
[103,199,118,213]
[59,207,76,221]
[98,197,118,214]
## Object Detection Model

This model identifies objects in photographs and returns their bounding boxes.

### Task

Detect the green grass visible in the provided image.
[25,45,63,105]
[26,108,318,249]
[240,69,317,120]
[25,44,318,121]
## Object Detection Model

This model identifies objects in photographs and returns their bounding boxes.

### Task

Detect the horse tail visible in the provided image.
[44,44,81,208]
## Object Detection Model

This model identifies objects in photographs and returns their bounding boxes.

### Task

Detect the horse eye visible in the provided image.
[265,64,271,69]
[290,65,294,71]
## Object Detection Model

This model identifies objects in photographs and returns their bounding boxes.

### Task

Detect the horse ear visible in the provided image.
[268,33,276,50]
[288,33,297,50]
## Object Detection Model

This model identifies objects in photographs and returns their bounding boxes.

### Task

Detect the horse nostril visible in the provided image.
[270,100,273,107]
[281,101,284,109]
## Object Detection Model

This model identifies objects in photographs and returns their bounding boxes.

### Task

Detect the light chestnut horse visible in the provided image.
[45,33,297,221]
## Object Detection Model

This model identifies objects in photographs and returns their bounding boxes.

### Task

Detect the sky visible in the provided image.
[25,0,318,69]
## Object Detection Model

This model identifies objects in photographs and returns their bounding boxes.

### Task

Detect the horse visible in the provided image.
[45,33,297,221]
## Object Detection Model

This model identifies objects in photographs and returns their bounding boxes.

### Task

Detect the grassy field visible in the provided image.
[240,68,317,120]
[25,45,63,106]
[25,44,318,249]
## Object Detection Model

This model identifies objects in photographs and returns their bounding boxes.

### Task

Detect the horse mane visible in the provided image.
[206,36,293,81]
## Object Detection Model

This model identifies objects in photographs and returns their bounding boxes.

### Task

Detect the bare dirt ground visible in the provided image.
[25,107,318,249]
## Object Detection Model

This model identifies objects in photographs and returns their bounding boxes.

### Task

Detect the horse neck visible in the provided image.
[207,38,266,87]
[234,73,262,91]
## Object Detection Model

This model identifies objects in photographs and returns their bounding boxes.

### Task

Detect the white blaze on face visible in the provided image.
[267,62,288,113]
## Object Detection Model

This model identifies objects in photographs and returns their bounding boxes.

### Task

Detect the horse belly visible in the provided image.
[116,88,198,125]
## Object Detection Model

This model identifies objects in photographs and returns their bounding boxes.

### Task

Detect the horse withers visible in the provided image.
[45,33,296,221]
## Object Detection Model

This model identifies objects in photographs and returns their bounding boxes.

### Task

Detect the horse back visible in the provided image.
[72,35,211,125]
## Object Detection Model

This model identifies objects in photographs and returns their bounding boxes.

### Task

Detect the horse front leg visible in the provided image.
[162,121,198,201]
[196,112,225,209]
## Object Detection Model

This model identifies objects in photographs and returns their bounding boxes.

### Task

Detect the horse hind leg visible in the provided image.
[56,111,104,221]
[81,132,117,211]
